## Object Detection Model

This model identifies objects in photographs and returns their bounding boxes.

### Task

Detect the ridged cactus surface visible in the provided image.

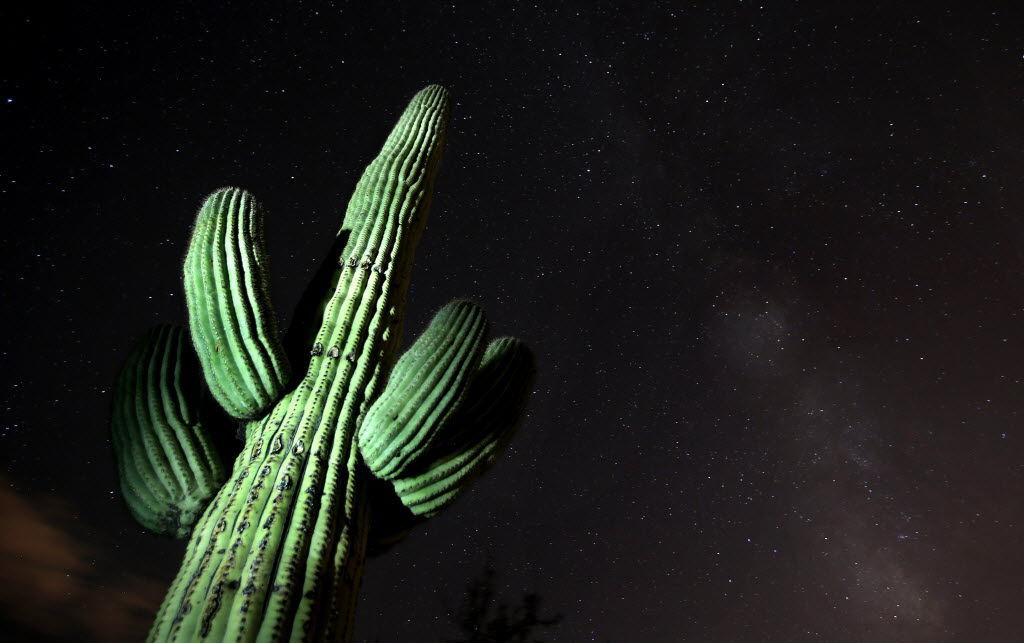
[110,324,227,538]
[110,85,536,642]
[184,187,291,420]
[358,299,490,479]
[392,336,535,517]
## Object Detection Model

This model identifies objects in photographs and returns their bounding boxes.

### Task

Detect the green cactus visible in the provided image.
[109,85,536,642]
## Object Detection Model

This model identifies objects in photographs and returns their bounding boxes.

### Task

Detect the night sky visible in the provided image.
[3,2,1023,641]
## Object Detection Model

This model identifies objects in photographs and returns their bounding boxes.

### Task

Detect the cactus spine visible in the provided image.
[108,85,536,642]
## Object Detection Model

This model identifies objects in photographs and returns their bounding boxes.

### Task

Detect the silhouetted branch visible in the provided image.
[445,560,562,643]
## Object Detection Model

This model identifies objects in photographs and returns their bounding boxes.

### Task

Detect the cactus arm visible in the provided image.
[110,325,227,537]
[392,337,535,517]
[358,299,489,479]
[112,342,174,513]
[184,187,291,419]
[159,325,227,496]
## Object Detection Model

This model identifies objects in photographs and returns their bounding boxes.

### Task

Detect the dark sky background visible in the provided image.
[3,2,1023,641]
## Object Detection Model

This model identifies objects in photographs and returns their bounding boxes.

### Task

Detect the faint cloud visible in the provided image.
[0,478,165,640]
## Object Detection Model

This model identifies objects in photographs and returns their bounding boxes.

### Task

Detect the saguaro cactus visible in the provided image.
[110,85,536,642]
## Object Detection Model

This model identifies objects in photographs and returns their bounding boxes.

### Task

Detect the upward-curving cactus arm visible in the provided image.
[184,187,291,420]
[358,299,490,479]
[110,324,227,537]
[390,336,536,517]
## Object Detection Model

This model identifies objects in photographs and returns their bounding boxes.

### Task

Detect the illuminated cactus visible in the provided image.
[110,85,536,642]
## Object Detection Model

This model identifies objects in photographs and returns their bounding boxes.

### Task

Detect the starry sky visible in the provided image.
[3,2,1023,641]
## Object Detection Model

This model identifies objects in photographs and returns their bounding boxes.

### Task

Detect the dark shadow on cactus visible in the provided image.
[283,229,352,380]
[180,345,246,461]
[364,474,425,557]
[445,560,562,643]
[202,389,247,453]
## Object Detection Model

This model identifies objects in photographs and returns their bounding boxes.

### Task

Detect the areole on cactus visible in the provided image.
[109,85,536,642]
